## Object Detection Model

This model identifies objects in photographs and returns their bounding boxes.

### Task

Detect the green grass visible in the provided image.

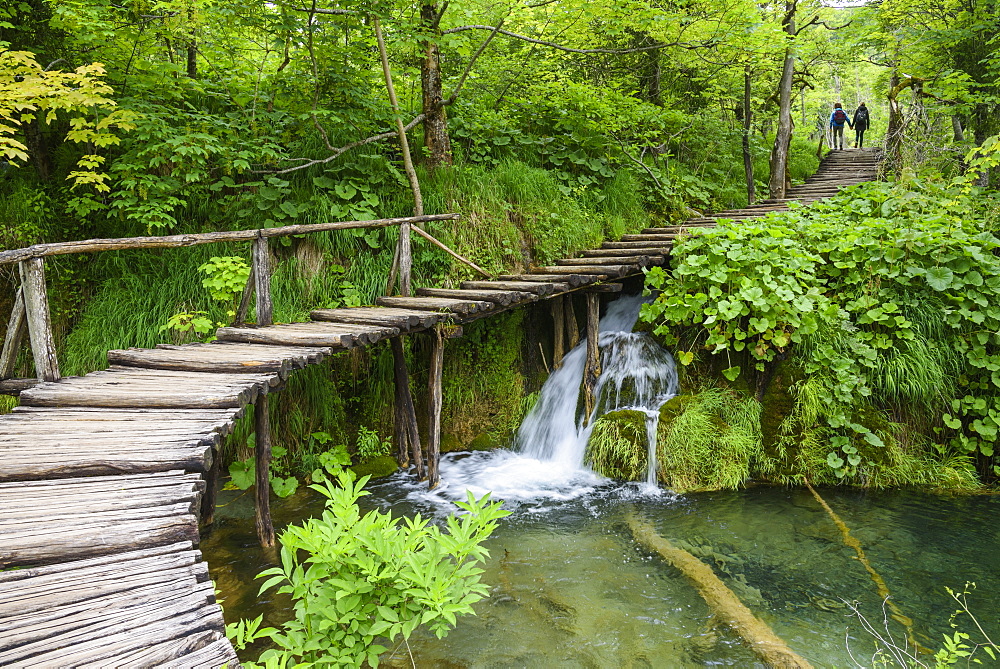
[657,386,763,492]
[585,409,649,480]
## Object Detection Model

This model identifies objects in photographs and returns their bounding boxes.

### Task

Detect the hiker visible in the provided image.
[829,103,852,150]
[853,102,870,148]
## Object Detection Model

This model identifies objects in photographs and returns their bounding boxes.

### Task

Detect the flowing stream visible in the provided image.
[201,294,1000,666]
[413,295,677,509]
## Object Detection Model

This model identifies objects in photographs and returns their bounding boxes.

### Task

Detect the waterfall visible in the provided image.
[409,295,679,507]
[517,295,678,483]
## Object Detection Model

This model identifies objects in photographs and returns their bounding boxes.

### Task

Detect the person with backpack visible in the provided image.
[853,102,870,148]
[829,103,852,150]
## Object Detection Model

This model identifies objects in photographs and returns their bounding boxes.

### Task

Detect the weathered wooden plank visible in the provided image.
[19,258,60,382]
[555,256,663,266]
[376,295,492,315]
[109,342,329,375]
[497,273,596,287]
[311,307,446,330]
[0,541,195,584]
[0,513,199,567]
[459,280,565,295]
[0,378,37,395]
[584,248,670,257]
[416,287,535,306]
[601,240,675,249]
[216,322,398,348]
[534,266,620,277]
[0,447,214,480]
[582,283,623,293]
[621,234,675,242]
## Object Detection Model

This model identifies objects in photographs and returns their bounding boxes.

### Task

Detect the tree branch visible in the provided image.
[289,6,355,15]
[445,19,506,105]
[441,25,715,53]
[261,113,427,174]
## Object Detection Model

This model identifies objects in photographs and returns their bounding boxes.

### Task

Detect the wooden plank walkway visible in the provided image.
[0,148,879,666]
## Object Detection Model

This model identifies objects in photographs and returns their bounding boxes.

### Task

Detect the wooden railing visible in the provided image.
[0,213,460,391]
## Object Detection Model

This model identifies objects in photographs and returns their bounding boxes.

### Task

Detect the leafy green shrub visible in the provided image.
[641,178,1000,482]
[354,425,390,462]
[228,471,508,668]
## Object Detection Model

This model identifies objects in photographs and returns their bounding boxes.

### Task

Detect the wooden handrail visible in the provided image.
[0,213,460,265]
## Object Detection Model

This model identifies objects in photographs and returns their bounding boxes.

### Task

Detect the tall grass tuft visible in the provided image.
[585,409,648,480]
[656,387,763,492]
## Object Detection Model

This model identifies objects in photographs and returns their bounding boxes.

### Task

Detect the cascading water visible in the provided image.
[517,295,678,483]
[409,295,679,507]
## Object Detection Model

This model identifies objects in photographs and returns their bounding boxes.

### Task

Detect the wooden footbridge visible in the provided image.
[0,149,879,666]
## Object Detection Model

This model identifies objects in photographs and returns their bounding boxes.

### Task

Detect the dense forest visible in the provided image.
[1,0,999,486]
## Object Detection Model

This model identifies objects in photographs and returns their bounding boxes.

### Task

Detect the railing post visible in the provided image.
[19,258,60,382]
[399,222,412,297]
[253,234,273,326]
[0,287,27,379]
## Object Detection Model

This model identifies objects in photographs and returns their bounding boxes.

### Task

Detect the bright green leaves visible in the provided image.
[198,256,251,302]
[228,470,509,667]
[640,178,1000,468]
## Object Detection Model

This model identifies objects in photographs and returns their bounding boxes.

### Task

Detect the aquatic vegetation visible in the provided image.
[227,471,508,668]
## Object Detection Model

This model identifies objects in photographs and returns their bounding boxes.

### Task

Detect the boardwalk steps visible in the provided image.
[0,148,880,666]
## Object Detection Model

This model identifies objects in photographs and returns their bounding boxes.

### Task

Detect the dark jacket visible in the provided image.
[853,106,870,130]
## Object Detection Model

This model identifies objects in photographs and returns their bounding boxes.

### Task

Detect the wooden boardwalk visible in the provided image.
[0,148,879,666]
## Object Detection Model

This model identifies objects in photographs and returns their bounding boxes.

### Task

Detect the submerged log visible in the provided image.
[627,512,813,669]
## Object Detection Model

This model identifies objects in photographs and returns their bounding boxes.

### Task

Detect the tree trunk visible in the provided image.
[767,2,796,200]
[952,116,965,142]
[886,71,907,175]
[421,3,453,167]
[742,67,755,205]
[186,5,197,78]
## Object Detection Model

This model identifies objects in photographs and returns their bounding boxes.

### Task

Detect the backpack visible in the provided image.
[834,109,848,124]
[855,107,869,124]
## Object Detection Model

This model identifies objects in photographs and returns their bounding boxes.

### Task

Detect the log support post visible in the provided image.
[582,292,601,425]
[426,326,444,489]
[0,287,27,379]
[253,235,273,327]
[391,336,424,479]
[565,295,580,350]
[551,295,565,369]
[200,446,221,527]
[19,258,60,382]
[254,395,276,547]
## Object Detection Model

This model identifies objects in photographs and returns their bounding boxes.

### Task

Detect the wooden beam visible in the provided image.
[0,214,462,266]
[253,236,273,327]
[254,396,276,548]
[582,293,601,426]
[426,326,444,489]
[0,287,26,379]
[583,283,623,293]
[19,258,60,382]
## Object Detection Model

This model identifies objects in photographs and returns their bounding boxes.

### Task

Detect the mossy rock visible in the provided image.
[441,433,464,453]
[585,409,649,480]
[467,432,500,451]
[350,455,399,480]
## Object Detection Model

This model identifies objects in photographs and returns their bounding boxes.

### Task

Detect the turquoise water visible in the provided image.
[201,476,1000,667]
